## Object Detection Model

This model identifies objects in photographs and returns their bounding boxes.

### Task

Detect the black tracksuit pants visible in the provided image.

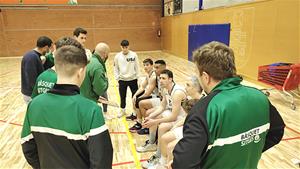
[118,79,138,109]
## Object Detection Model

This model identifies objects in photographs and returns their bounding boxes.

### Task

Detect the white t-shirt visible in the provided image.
[85,49,92,61]
[164,84,186,119]
[114,50,140,81]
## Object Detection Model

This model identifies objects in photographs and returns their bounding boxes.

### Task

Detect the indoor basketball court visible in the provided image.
[0,0,299,169]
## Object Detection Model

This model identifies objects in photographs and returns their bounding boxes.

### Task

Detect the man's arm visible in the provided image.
[25,58,40,94]
[172,102,208,169]
[263,101,285,152]
[134,54,140,78]
[88,131,113,169]
[143,96,167,128]
[92,68,108,96]
[140,75,156,98]
[133,78,148,99]
[156,90,186,124]
[21,105,40,169]
[148,96,167,119]
[88,107,113,169]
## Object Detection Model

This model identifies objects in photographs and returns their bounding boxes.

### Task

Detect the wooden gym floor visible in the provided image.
[0,51,299,168]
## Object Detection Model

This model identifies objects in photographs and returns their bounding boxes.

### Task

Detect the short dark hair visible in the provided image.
[193,41,236,81]
[143,58,153,65]
[54,45,88,76]
[161,69,173,79]
[55,37,84,50]
[36,36,52,48]
[121,40,129,46]
[73,27,87,37]
[154,60,166,65]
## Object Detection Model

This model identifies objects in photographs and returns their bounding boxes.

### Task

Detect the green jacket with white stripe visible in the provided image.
[21,84,113,169]
[80,54,108,102]
[172,77,285,169]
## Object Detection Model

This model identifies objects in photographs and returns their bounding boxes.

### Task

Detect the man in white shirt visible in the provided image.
[73,27,92,61]
[114,40,140,117]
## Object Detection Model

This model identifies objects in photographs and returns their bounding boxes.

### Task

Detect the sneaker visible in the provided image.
[129,122,142,133]
[117,109,125,118]
[126,113,137,121]
[137,128,149,135]
[136,140,157,153]
[142,154,160,169]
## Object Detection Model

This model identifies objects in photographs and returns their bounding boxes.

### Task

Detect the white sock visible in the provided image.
[149,132,156,144]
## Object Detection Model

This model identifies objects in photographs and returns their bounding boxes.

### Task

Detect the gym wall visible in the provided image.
[161,0,299,81]
[0,0,161,57]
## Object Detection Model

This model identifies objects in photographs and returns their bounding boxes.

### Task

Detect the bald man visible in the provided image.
[80,43,110,102]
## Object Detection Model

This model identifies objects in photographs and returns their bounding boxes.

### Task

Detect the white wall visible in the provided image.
[202,0,254,9]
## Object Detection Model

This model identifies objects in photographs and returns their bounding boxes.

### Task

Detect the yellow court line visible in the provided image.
[107,62,142,169]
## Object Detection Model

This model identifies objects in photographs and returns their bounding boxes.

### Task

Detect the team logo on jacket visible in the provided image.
[240,128,261,146]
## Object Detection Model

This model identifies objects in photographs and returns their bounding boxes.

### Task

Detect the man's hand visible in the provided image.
[98,97,119,108]
[40,56,46,64]
[142,118,157,128]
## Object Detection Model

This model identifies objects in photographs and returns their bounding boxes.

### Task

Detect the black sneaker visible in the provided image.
[126,113,137,121]
[129,122,142,133]
[137,128,149,135]
[141,154,159,168]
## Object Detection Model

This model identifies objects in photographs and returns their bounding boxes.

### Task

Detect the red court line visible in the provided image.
[0,119,23,126]
[282,136,300,141]
[285,126,300,135]
[112,159,148,167]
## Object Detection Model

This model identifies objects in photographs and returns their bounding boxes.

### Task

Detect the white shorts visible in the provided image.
[162,110,172,118]
[150,97,161,107]
[172,126,183,140]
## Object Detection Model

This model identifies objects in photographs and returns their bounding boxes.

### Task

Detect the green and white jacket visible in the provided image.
[80,54,108,102]
[21,84,113,169]
[172,77,285,169]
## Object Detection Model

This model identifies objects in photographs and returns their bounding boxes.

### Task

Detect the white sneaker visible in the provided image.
[136,140,157,153]
[150,158,167,169]
[117,109,125,118]
[148,163,165,169]
[142,154,160,169]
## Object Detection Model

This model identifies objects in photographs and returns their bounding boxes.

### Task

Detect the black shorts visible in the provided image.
[134,91,153,108]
